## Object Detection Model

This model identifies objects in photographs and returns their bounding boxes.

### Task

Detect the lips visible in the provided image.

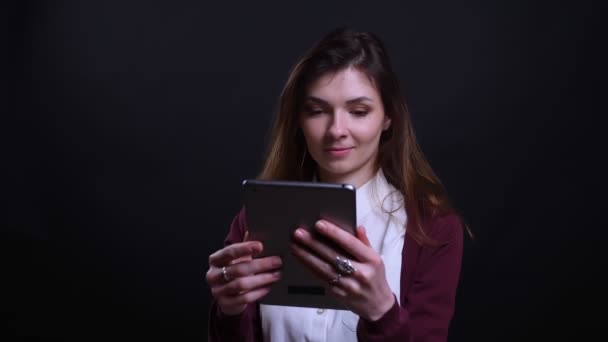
[324,147,353,157]
[325,147,353,152]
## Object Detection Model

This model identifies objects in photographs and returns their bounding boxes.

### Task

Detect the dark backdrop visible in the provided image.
[4,1,604,341]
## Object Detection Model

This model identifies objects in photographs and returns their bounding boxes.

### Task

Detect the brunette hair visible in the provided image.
[258,27,463,246]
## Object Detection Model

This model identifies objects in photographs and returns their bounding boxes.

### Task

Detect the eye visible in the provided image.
[304,106,325,116]
[351,109,369,117]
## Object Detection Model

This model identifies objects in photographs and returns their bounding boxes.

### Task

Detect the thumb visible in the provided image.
[356,226,371,247]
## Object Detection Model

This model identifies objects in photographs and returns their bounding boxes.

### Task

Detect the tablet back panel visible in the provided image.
[242,179,356,309]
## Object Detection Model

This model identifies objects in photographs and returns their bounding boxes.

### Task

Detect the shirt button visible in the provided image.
[316,308,325,314]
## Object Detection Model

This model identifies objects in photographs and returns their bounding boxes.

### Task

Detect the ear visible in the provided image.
[383,116,392,131]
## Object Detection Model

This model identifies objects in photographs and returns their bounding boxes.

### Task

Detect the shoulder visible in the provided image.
[426,211,462,235]
[421,210,464,249]
[400,210,464,310]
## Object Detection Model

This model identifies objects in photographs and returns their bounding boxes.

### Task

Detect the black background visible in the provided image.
[4,1,604,341]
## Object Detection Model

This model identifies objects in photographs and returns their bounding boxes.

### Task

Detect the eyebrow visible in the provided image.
[306,96,374,105]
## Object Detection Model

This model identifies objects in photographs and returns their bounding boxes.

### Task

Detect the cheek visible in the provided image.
[300,120,324,146]
[352,123,384,145]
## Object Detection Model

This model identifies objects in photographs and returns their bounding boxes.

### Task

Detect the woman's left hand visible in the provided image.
[290,219,395,321]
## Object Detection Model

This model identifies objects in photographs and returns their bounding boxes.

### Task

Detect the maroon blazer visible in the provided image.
[208,207,463,342]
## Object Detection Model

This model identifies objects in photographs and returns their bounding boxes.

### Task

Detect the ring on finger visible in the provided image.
[221,266,232,282]
[335,256,356,275]
[329,273,341,285]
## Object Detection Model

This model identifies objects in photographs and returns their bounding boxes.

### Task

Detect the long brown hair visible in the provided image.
[258,27,464,246]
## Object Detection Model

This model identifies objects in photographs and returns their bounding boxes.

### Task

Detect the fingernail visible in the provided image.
[316,221,326,229]
[273,271,282,279]
[294,228,304,238]
[273,257,282,267]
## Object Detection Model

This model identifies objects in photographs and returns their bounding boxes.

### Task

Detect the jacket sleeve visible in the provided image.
[357,213,464,342]
[208,207,264,342]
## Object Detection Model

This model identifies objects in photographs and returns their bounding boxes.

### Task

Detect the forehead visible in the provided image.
[306,67,380,100]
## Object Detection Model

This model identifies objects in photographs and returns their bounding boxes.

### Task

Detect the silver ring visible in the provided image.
[335,256,356,275]
[329,273,341,285]
[221,266,231,282]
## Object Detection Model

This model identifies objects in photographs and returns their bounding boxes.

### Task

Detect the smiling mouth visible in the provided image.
[324,147,353,157]
[325,147,353,152]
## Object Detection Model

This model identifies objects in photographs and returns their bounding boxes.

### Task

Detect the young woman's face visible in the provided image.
[299,67,391,187]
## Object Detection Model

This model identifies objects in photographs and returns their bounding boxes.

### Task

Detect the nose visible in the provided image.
[327,111,348,139]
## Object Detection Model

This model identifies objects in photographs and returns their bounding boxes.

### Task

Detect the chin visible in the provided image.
[317,162,356,178]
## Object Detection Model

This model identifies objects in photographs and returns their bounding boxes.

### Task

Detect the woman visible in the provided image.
[206,27,465,342]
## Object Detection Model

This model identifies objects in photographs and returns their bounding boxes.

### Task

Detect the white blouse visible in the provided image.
[259,169,407,342]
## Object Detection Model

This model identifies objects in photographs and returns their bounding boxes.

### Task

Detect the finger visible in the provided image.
[356,226,372,247]
[293,228,344,266]
[314,220,375,262]
[219,285,274,309]
[291,242,362,299]
[227,256,283,279]
[329,284,348,297]
[290,242,336,283]
[208,241,263,267]
[207,255,282,286]
[214,270,282,297]
[231,231,254,265]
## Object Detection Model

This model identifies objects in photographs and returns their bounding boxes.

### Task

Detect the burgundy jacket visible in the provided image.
[208,207,463,342]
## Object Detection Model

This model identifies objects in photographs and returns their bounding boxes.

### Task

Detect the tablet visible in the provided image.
[242,179,356,310]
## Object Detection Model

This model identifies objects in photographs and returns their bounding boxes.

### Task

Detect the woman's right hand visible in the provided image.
[206,234,283,315]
